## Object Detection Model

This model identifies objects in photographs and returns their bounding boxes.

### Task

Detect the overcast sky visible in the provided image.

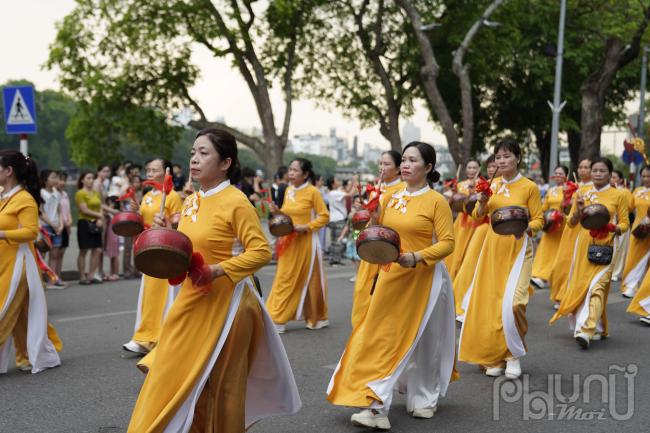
[1,0,447,151]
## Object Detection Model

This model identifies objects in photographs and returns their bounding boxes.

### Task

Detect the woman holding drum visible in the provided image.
[453,154,497,320]
[459,139,543,380]
[122,158,183,354]
[0,150,61,374]
[266,158,330,333]
[446,159,481,280]
[530,165,569,290]
[350,150,404,328]
[127,129,300,433]
[620,165,650,299]
[548,158,593,307]
[328,142,456,430]
[550,158,629,349]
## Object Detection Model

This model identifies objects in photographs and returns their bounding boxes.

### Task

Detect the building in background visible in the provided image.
[401,120,421,145]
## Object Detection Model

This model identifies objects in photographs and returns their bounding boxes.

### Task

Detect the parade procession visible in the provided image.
[2,1,650,433]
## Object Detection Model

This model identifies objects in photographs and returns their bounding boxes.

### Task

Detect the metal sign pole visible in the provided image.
[19,133,28,156]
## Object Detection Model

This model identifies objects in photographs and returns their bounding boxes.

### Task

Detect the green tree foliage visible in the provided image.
[0,80,76,169]
[284,152,337,178]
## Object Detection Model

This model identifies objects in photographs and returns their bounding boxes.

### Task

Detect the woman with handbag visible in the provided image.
[127,129,300,433]
[0,150,61,374]
[122,158,183,354]
[265,158,330,333]
[550,158,629,349]
[327,142,456,430]
[458,139,543,380]
[75,171,104,285]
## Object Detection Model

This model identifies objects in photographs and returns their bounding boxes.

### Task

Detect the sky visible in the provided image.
[0,0,446,152]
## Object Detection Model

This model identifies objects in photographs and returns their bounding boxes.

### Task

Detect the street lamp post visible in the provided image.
[548,0,567,179]
[637,47,649,139]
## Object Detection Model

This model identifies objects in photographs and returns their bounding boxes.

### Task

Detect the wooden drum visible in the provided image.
[542,209,564,233]
[134,228,193,279]
[491,206,529,236]
[268,213,294,237]
[465,194,478,215]
[632,216,650,239]
[112,211,144,237]
[580,204,610,230]
[352,210,371,230]
[450,193,468,212]
[356,225,401,264]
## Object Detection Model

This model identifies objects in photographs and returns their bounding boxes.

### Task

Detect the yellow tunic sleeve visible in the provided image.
[166,191,182,216]
[616,191,630,233]
[527,183,544,235]
[541,192,550,212]
[418,195,455,266]
[4,195,39,244]
[307,189,330,231]
[219,201,272,284]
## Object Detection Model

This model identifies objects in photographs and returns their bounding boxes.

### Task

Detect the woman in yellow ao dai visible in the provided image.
[350,150,404,328]
[446,159,482,280]
[620,166,650,298]
[266,158,329,332]
[459,139,543,380]
[328,142,456,431]
[0,150,60,374]
[123,158,183,354]
[530,165,569,290]
[127,129,300,433]
[550,158,629,349]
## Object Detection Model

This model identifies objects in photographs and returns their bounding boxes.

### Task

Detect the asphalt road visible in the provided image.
[0,262,648,433]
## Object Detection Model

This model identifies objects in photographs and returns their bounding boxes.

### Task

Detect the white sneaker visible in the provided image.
[530,277,546,289]
[274,323,286,334]
[622,286,636,298]
[640,315,650,326]
[17,364,32,372]
[575,332,590,349]
[591,333,602,341]
[553,302,560,310]
[122,340,148,354]
[306,320,329,330]
[350,409,391,430]
[505,358,522,379]
[485,367,505,377]
[349,276,356,282]
[412,406,437,419]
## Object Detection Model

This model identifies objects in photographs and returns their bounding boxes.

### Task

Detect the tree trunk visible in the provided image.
[534,128,551,181]
[567,129,581,175]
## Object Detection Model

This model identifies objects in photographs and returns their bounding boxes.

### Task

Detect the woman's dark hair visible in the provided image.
[291,158,315,182]
[381,150,402,172]
[144,158,173,175]
[556,165,569,177]
[276,165,288,180]
[57,170,68,181]
[0,150,42,205]
[640,164,650,175]
[590,157,613,173]
[77,171,95,190]
[326,176,336,190]
[486,154,496,164]
[40,169,55,188]
[612,169,624,180]
[241,166,255,179]
[402,141,440,185]
[494,138,521,160]
[195,128,241,182]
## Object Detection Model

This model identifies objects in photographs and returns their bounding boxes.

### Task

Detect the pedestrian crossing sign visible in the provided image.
[2,85,37,134]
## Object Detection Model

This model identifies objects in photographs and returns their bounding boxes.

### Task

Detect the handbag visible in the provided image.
[587,244,613,265]
[87,220,101,235]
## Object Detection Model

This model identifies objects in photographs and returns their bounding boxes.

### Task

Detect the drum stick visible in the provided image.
[572,172,578,184]
[159,167,170,219]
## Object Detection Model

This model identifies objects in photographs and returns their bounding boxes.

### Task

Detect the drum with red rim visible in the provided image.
[542,209,564,233]
[134,228,193,279]
[450,193,468,212]
[112,211,144,237]
[351,210,371,230]
[632,216,650,239]
[465,194,478,215]
[580,204,610,230]
[268,213,294,237]
[491,206,529,236]
[356,225,401,264]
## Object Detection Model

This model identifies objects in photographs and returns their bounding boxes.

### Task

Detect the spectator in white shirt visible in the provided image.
[326,176,357,265]
[40,169,65,288]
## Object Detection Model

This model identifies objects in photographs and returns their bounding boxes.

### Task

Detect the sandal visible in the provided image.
[91,278,103,284]
[107,274,120,281]
[79,280,91,285]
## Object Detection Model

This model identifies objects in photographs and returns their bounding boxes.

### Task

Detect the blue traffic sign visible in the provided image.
[2,85,37,134]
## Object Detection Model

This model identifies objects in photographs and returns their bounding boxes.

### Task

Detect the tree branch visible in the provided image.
[188,119,264,155]
[179,82,207,123]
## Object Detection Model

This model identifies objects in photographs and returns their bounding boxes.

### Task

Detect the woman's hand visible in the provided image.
[575,193,585,214]
[477,191,489,205]
[397,252,419,268]
[152,214,169,228]
[294,224,310,234]
[95,218,104,228]
[191,264,225,294]
[268,202,279,214]
[614,227,622,237]
[55,223,64,235]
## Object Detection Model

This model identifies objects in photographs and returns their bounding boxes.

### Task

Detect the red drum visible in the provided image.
[542,209,564,233]
[465,194,478,215]
[450,193,468,212]
[632,216,650,239]
[356,225,401,264]
[352,210,371,230]
[268,213,294,237]
[580,204,610,230]
[112,211,144,237]
[134,228,193,279]
[491,206,529,236]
